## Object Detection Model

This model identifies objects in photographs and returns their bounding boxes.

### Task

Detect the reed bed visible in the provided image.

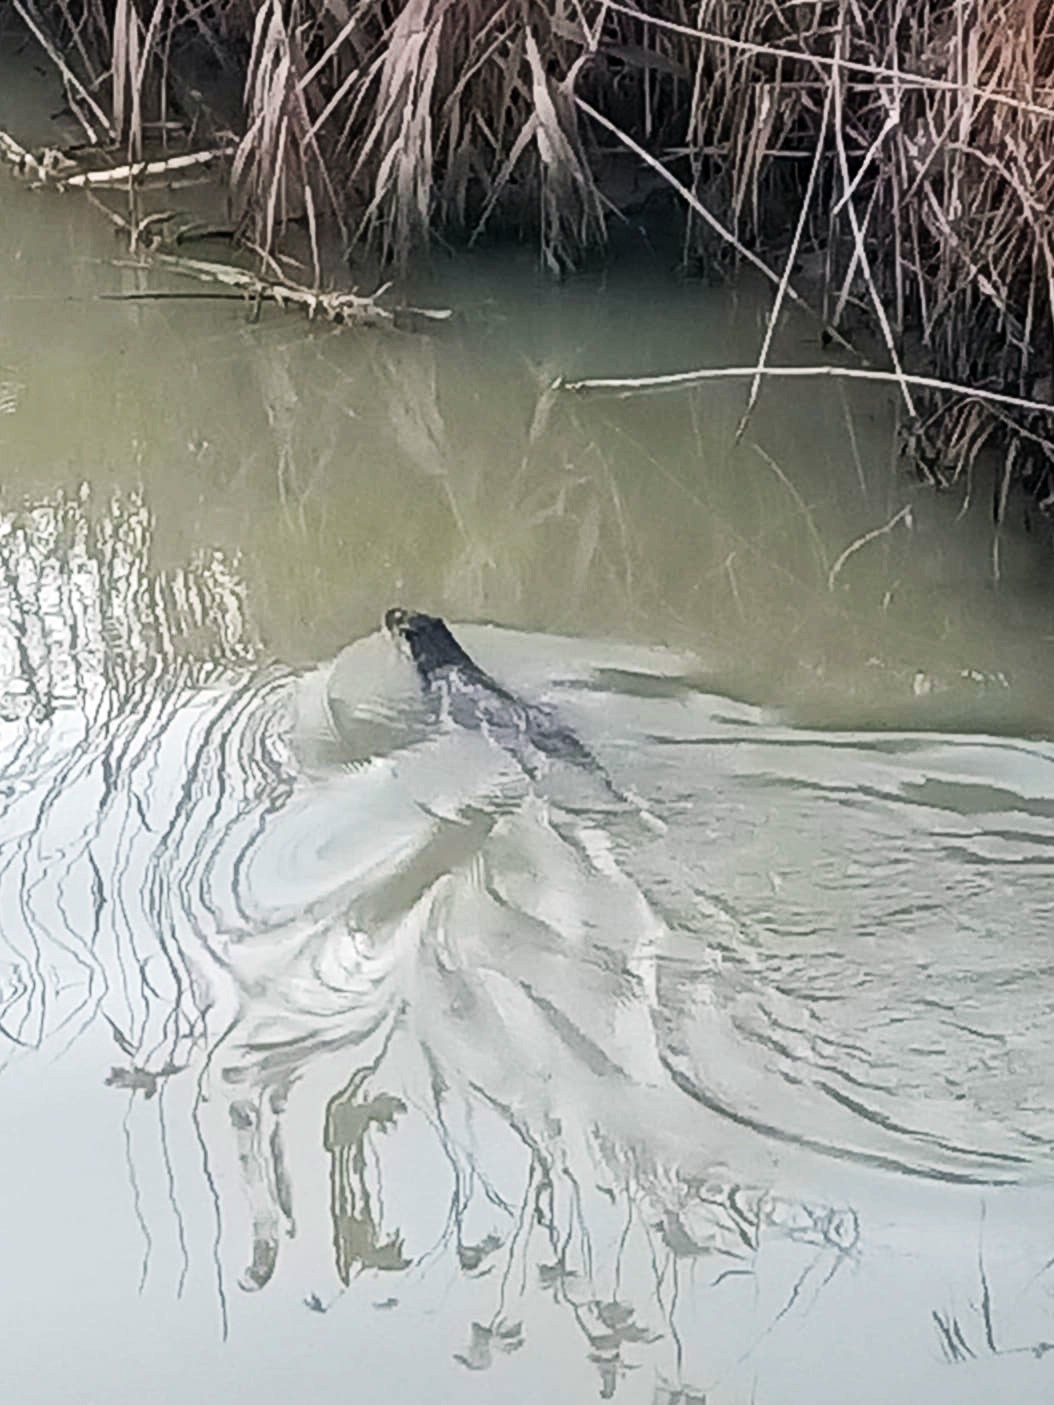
[10,0,1054,498]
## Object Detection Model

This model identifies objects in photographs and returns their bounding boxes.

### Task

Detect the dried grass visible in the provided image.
[13,0,1054,498]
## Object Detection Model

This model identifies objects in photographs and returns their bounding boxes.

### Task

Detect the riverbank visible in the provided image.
[5,1,1053,519]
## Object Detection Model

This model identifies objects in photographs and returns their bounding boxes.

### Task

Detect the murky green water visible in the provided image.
[4,46,1054,1405]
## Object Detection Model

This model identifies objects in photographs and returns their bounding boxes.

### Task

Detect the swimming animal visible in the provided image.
[383,607,596,776]
[383,608,667,837]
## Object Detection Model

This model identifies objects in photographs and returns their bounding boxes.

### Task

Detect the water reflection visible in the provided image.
[4,55,1054,1387]
[3,490,1054,1403]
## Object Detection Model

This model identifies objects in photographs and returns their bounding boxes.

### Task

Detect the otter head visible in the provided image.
[383,607,474,678]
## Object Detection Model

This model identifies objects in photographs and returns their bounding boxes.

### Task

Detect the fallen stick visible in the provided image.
[64,148,235,188]
[151,252,451,329]
[555,363,1054,418]
[97,290,246,303]
[0,131,232,189]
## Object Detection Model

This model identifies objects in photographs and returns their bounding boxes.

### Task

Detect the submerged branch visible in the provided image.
[827,506,914,592]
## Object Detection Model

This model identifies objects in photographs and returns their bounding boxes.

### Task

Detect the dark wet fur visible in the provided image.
[384,608,478,678]
[384,608,595,770]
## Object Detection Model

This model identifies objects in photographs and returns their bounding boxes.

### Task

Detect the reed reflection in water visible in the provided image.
[2,489,1054,1405]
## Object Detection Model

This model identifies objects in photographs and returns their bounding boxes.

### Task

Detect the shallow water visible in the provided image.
[3,43,1054,1405]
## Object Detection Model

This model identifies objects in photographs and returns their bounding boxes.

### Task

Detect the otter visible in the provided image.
[383,607,596,776]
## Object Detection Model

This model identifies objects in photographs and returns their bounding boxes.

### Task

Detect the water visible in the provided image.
[3,46,1054,1405]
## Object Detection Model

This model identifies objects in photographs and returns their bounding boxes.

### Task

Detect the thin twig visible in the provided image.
[97,291,248,303]
[832,37,915,419]
[557,363,1054,418]
[737,78,834,439]
[991,441,1017,586]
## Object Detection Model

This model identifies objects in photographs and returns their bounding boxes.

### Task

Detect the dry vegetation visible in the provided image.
[7,0,1054,498]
